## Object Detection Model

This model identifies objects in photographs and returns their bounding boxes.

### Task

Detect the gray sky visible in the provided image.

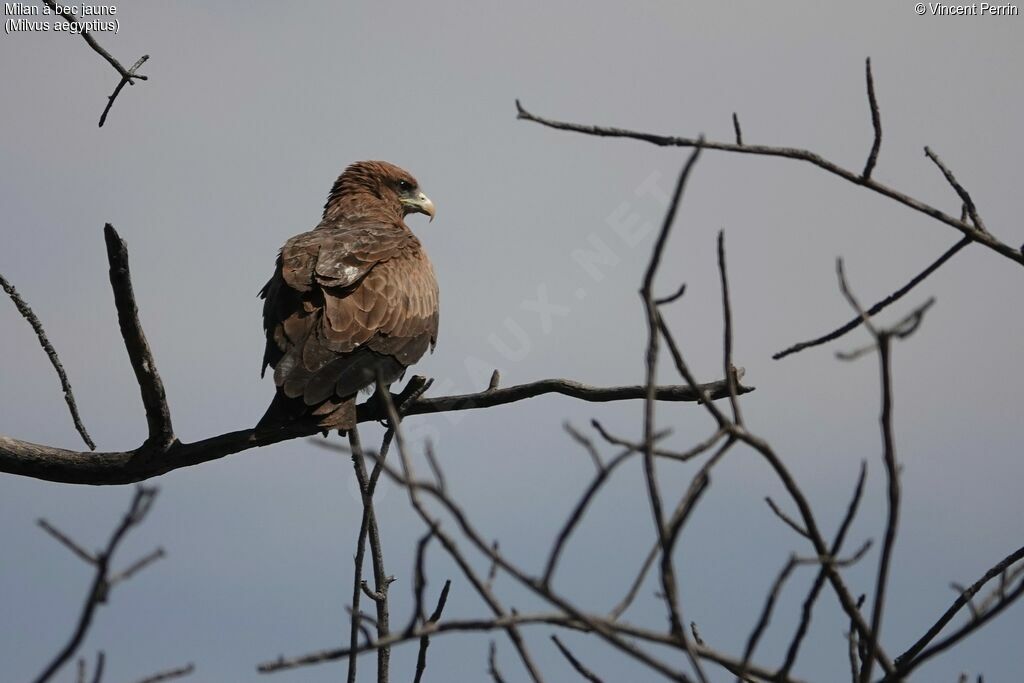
[2,1,1022,681]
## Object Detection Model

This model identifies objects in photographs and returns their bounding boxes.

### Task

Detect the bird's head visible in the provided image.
[324,160,435,222]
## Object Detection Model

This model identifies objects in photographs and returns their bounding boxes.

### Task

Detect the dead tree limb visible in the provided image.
[891,544,1024,679]
[514,85,1022,266]
[32,486,163,683]
[1,273,94,449]
[40,0,150,126]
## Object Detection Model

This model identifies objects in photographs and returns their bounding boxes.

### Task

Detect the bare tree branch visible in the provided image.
[924,147,985,232]
[39,0,150,127]
[347,424,401,683]
[514,98,1023,265]
[764,497,810,539]
[739,555,799,680]
[717,230,743,426]
[103,224,174,450]
[861,58,883,181]
[638,142,710,683]
[776,461,868,679]
[833,261,921,683]
[258,609,799,683]
[32,486,161,683]
[377,382,547,683]
[412,579,451,683]
[37,518,96,564]
[892,544,1024,678]
[1,273,94,449]
[731,113,743,146]
[551,635,604,683]
[98,54,150,128]
[773,236,968,360]
[130,663,195,683]
[488,642,508,683]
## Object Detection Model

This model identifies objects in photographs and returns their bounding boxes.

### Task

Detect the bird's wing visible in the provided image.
[261,221,438,409]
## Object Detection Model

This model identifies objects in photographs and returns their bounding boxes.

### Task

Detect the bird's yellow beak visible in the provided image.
[402,192,435,222]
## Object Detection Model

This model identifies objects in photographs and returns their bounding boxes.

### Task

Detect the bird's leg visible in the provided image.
[368,382,395,427]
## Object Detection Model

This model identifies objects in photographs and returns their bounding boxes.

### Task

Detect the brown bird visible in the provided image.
[257,161,439,433]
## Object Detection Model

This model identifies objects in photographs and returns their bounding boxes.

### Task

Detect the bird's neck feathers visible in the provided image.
[322,192,404,223]
[322,165,404,223]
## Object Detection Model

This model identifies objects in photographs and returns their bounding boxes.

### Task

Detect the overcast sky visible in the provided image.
[1,2,1022,681]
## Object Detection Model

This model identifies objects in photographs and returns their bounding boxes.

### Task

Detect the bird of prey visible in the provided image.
[257,161,439,433]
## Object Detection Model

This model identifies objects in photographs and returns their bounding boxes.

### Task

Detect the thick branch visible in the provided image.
[0,374,748,485]
[104,225,174,449]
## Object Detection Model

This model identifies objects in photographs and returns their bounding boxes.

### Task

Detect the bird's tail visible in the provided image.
[256,391,356,436]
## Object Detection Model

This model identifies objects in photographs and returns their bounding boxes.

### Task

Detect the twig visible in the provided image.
[412,580,452,683]
[764,498,809,539]
[564,422,603,472]
[848,595,866,683]
[739,556,799,680]
[777,461,868,679]
[37,519,96,564]
[861,58,883,181]
[655,282,687,306]
[488,642,508,683]
[32,486,160,683]
[732,113,743,146]
[773,237,968,360]
[75,651,104,683]
[346,425,393,683]
[98,55,149,127]
[1,273,94,449]
[551,635,604,683]
[543,445,639,587]
[924,147,985,232]
[130,663,195,683]
[39,0,150,127]
[590,419,720,461]
[423,440,447,492]
[607,540,658,620]
[717,230,743,425]
[108,547,165,585]
[892,544,1024,677]
[407,528,434,635]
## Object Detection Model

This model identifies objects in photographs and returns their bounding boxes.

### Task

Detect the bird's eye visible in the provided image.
[398,180,413,191]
